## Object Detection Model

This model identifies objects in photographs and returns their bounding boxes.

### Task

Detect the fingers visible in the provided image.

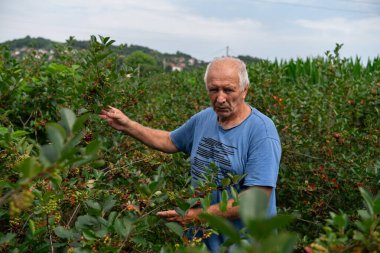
[157,210,178,218]
[99,106,119,118]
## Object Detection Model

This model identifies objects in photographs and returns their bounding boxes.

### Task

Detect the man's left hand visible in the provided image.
[157,209,201,225]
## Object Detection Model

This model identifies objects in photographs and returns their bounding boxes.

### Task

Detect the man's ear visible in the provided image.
[242,85,249,99]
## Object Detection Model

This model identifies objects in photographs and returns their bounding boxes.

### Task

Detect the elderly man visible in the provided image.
[100,57,281,252]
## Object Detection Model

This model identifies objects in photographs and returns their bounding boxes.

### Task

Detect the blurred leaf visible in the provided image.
[85,140,101,156]
[82,230,97,241]
[114,217,133,238]
[199,213,240,243]
[102,196,116,215]
[29,219,36,236]
[247,215,293,240]
[219,190,228,212]
[138,184,151,196]
[40,144,59,166]
[59,108,76,134]
[240,187,268,225]
[47,63,69,73]
[165,222,183,238]
[17,157,42,179]
[231,187,239,206]
[75,215,98,230]
[221,178,231,188]
[11,130,29,138]
[72,113,90,134]
[258,232,298,253]
[373,197,380,215]
[0,233,16,244]
[359,187,374,216]
[107,211,117,226]
[46,123,66,151]
[54,226,79,240]
[148,181,160,193]
[85,200,102,215]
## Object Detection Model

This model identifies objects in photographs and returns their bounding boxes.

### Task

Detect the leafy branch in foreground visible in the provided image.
[0,108,102,252]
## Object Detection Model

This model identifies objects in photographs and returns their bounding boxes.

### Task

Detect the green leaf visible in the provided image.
[353,230,365,241]
[165,222,184,238]
[240,187,268,225]
[82,230,97,241]
[258,232,298,253]
[102,196,116,215]
[219,190,228,212]
[114,217,133,238]
[0,233,16,244]
[59,108,76,134]
[247,215,293,240]
[359,187,374,216]
[200,193,212,211]
[85,140,101,156]
[54,226,79,240]
[373,197,380,214]
[85,200,102,213]
[40,144,59,166]
[148,181,160,193]
[199,213,240,243]
[50,172,62,188]
[17,157,42,179]
[11,130,29,138]
[46,123,66,151]
[72,113,90,134]
[138,184,151,196]
[95,227,108,238]
[330,212,348,230]
[75,215,98,230]
[107,211,117,226]
[221,178,231,188]
[230,187,239,206]
[47,63,69,73]
[29,219,36,235]
[92,159,105,168]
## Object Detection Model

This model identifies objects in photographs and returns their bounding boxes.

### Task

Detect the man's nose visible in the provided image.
[216,92,226,103]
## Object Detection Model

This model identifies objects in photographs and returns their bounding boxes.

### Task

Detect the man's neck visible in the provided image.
[218,103,251,129]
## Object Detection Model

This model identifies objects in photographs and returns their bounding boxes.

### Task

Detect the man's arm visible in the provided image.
[157,186,272,225]
[99,106,178,153]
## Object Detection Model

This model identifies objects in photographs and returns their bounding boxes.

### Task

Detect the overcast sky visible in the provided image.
[0,0,379,61]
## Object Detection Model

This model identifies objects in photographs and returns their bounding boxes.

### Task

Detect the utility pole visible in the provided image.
[226,46,229,57]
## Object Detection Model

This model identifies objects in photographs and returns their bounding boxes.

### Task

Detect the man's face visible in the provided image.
[206,61,248,122]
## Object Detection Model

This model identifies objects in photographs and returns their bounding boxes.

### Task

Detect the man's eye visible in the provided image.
[224,89,233,93]
[209,89,218,93]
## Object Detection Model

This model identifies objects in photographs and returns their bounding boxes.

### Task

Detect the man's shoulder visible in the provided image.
[192,107,215,119]
[246,107,280,140]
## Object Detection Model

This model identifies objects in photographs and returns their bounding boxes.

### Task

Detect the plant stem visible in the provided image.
[46,214,54,253]
[66,203,81,228]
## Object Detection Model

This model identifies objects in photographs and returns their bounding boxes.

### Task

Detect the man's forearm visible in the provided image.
[122,120,178,153]
[187,198,240,223]
[187,186,272,222]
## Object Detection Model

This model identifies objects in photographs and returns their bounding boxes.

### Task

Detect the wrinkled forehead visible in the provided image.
[208,58,242,72]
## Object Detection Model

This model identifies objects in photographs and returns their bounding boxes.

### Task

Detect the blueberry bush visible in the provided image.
[0,37,379,252]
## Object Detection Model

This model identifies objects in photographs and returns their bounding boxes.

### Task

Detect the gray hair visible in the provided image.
[204,57,250,90]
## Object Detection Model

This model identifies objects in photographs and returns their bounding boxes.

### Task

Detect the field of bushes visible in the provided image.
[0,36,379,252]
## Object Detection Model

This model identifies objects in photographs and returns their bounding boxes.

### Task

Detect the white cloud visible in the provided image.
[295,17,380,35]
[0,0,379,61]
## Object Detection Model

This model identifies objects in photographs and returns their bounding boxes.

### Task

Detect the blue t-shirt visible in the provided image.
[170,106,281,252]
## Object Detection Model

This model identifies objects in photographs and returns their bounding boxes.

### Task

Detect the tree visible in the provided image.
[124,50,161,77]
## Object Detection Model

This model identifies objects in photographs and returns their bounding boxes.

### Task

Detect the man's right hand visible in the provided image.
[99,106,178,153]
[99,106,130,132]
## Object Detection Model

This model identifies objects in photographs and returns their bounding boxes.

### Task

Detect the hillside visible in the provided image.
[1,36,263,71]
[1,36,206,71]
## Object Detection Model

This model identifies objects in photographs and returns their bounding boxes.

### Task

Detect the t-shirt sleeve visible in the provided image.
[170,115,197,154]
[243,137,281,188]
